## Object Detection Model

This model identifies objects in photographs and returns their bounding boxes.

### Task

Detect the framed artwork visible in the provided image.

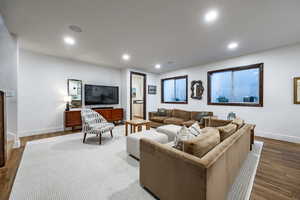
[294,77,300,104]
[148,85,157,95]
[191,80,204,100]
[67,79,82,108]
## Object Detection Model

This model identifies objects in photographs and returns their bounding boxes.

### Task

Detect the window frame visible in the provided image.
[207,63,264,107]
[161,75,188,104]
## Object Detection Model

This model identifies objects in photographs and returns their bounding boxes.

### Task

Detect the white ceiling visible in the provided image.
[1,0,300,73]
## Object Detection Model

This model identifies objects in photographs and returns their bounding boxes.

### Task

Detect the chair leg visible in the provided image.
[83,133,87,143]
[110,130,113,138]
[99,134,102,145]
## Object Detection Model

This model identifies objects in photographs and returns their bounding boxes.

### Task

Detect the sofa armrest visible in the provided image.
[140,139,207,200]
[148,111,158,120]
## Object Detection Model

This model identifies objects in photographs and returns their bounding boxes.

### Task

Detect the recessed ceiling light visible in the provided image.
[63,36,76,45]
[204,9,219,23]
[122,54,131,61]
[227,42,239,50]
[155,64,161,69]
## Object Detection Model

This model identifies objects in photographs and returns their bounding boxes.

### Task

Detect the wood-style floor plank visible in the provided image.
[0,133,299,200]
[250,136,300,200]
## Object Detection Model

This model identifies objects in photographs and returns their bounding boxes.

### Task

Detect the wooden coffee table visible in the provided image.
[125,119,150,136]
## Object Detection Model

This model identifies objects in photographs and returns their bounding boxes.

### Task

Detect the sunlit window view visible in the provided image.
[162,76,187,103]
[208,64,263,106]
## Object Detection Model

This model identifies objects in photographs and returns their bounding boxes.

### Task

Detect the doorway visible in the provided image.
[130,72,146,120]
[0,91,6,167]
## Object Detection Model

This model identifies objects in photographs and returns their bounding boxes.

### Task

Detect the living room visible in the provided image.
[1,0,300,200]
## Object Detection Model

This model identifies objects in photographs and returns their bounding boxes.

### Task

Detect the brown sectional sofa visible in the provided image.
[140,122,253,200]
[149,109,213,128]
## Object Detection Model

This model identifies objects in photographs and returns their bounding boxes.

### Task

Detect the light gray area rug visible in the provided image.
[10,126,263,200]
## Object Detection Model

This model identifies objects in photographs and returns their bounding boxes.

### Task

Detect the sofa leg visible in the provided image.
[99,134,102,145]
[110,130,113,138]
[83,133,87,143]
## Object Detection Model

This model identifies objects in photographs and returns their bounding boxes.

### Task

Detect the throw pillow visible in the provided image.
[183,127,220,158]
[157,108,167,116]
[231,118,244,129]
[174,126,194,150]
[217,123,238,141]
[188,122,202,136]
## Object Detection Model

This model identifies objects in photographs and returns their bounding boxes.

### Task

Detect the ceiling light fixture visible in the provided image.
[204,9,219,23]
[122,54,131,61]
[63,36,76,45]
[227,42,239,50]
[155,64,161,69]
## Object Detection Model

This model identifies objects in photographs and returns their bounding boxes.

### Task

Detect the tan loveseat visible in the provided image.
[149,109,213,128]
[140,123,253,200]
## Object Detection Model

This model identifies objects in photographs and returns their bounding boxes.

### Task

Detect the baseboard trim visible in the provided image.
[19,127,65,137]
[7,132,20,148]
[256,131,300,144]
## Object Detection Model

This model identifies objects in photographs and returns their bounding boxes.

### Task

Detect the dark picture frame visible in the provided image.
[148,85,157,95]
[294,77,300,104]
[191,80,204,100]
[207,63,264,107]
[161,75,188,104]
[67,79,83,108]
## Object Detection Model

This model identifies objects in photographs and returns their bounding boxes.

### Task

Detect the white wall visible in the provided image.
[0,15,18,140]
[121,68,159,120]
[18,50,122,136]
[159,44,300,143]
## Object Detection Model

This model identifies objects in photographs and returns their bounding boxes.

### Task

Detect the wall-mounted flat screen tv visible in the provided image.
[85,85,119,105]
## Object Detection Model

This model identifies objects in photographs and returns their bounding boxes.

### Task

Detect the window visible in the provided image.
[161,75,188,104]
[208,63,263,107]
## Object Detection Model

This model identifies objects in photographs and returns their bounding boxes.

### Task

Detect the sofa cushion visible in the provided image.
[151,116,168,123]
[183,127,220,158]
[163,117,185,126]
[182,120,196,127]
[157,108,168,116]
[172,109,191,121]
[191,112,212,124]
[232,118,245,129]
[217,123,238,141]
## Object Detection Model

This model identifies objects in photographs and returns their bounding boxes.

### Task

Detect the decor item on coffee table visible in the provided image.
[126,129,168,159]
[191,80,204,100]
[125,119,150,136]
[149,108,213,128]
[227,112,236,120]
[81,109,114,145]
[294,77,300,104]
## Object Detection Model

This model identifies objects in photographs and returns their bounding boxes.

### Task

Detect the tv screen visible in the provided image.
[85,85,119,105]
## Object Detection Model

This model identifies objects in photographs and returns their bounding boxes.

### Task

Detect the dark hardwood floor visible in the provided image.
[250,137,300,200]
[0,133,299,200]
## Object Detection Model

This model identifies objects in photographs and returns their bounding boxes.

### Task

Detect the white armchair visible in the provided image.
[81,109,115,145]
